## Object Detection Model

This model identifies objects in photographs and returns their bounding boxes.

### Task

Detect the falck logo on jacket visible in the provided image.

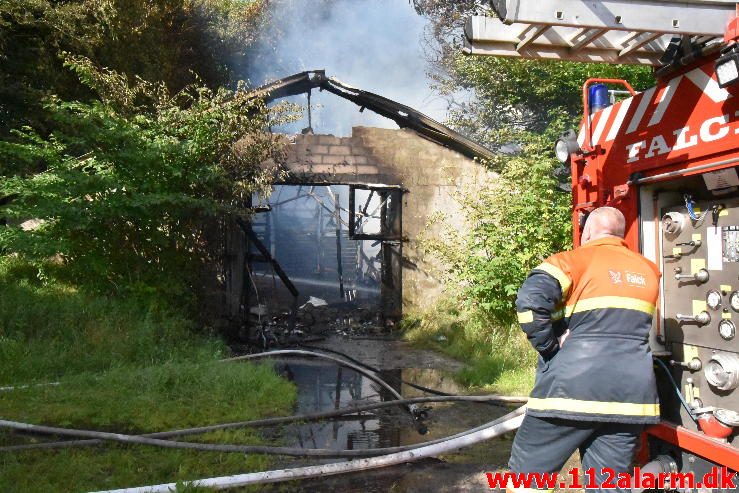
[625,271,647,287]
[608,270,622,284]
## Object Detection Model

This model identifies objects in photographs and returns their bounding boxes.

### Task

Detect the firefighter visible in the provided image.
[508,206,661,493]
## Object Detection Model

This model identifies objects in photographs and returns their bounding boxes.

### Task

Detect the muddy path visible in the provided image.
[254,335,517,492]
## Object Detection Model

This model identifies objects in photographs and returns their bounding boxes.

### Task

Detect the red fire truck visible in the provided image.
[467,0,739,483]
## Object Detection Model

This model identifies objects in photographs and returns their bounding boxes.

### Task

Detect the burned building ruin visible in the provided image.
[220,71,497,342]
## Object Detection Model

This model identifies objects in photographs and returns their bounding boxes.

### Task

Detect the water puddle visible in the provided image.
[259,336,516,492]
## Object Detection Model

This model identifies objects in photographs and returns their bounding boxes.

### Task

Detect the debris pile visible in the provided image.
[249,298,394,349]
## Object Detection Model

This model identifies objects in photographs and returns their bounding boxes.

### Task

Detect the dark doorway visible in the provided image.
[243,184,402,339]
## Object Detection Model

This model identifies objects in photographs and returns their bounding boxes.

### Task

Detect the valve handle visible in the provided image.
[674,268,709,283]
[675,240,702,247]
[676,311,711,325]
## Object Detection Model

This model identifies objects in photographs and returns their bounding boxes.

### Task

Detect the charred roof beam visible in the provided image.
[249,70,494,161]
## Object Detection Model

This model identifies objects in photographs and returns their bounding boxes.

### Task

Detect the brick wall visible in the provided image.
[281,132,382,182]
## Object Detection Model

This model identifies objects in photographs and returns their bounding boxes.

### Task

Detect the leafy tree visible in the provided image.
[0,55,289,303]
[0,0,269,140]
[411,0,486,69]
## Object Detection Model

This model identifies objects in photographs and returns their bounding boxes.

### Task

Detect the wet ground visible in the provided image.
[256,336,519,492]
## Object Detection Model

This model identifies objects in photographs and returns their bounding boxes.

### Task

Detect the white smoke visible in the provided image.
[248,0,449,136]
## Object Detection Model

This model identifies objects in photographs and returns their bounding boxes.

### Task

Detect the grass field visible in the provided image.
[0,362,295,492]
[0,259,226,385]
[0,259,297,492]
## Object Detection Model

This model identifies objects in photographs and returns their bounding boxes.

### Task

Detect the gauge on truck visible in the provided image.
[661,212,685,238]
[707,290,723,310]
[731,291,739,312]
[719,320,736,341]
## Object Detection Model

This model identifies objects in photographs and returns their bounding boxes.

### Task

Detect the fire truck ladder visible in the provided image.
[465,0,737,66]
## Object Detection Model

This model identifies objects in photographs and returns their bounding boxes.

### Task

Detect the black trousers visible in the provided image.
[508,413,643,492]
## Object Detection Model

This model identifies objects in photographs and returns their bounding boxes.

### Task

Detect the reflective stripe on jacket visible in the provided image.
[515,236,661,424]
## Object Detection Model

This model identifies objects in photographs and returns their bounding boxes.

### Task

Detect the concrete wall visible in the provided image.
[276,126,497,311]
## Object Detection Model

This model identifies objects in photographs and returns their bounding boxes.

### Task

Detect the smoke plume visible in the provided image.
[248,0,448,135]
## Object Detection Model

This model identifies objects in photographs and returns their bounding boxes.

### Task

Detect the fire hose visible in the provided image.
[1,349,526,454]
[85,406,526,492]
[223,349,426,423]
[0,394,526,453]
[2,349,528,489]
[224,349,404,401]
[0,401,523,458]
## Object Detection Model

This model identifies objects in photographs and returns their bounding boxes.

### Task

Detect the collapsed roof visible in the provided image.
[250,70,494,161]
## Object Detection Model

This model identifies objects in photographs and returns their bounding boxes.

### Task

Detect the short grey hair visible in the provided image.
[584,207,625,238]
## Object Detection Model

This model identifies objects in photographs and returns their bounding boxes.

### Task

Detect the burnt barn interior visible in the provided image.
[247,182,403,337]
[219,71,498,344]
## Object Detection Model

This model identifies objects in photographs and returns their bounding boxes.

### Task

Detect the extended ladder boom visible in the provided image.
[465,0,737,66]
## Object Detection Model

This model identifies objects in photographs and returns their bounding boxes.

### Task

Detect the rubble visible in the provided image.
[248,300,394,349]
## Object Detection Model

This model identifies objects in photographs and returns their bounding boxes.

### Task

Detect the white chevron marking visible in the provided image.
[685,68,731,103]
[648,76,682,127]
[605,98,633,142]
[591,105,613,146]
[626,87,656,134]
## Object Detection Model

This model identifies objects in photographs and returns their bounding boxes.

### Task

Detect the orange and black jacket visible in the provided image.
[515,236,661,424]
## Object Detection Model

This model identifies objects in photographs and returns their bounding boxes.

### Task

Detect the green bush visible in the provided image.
[0,55,290,306]
[0,0,270,138]
[421,129,572,328]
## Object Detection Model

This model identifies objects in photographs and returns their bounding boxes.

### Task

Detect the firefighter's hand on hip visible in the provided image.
[558,329,570,347]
